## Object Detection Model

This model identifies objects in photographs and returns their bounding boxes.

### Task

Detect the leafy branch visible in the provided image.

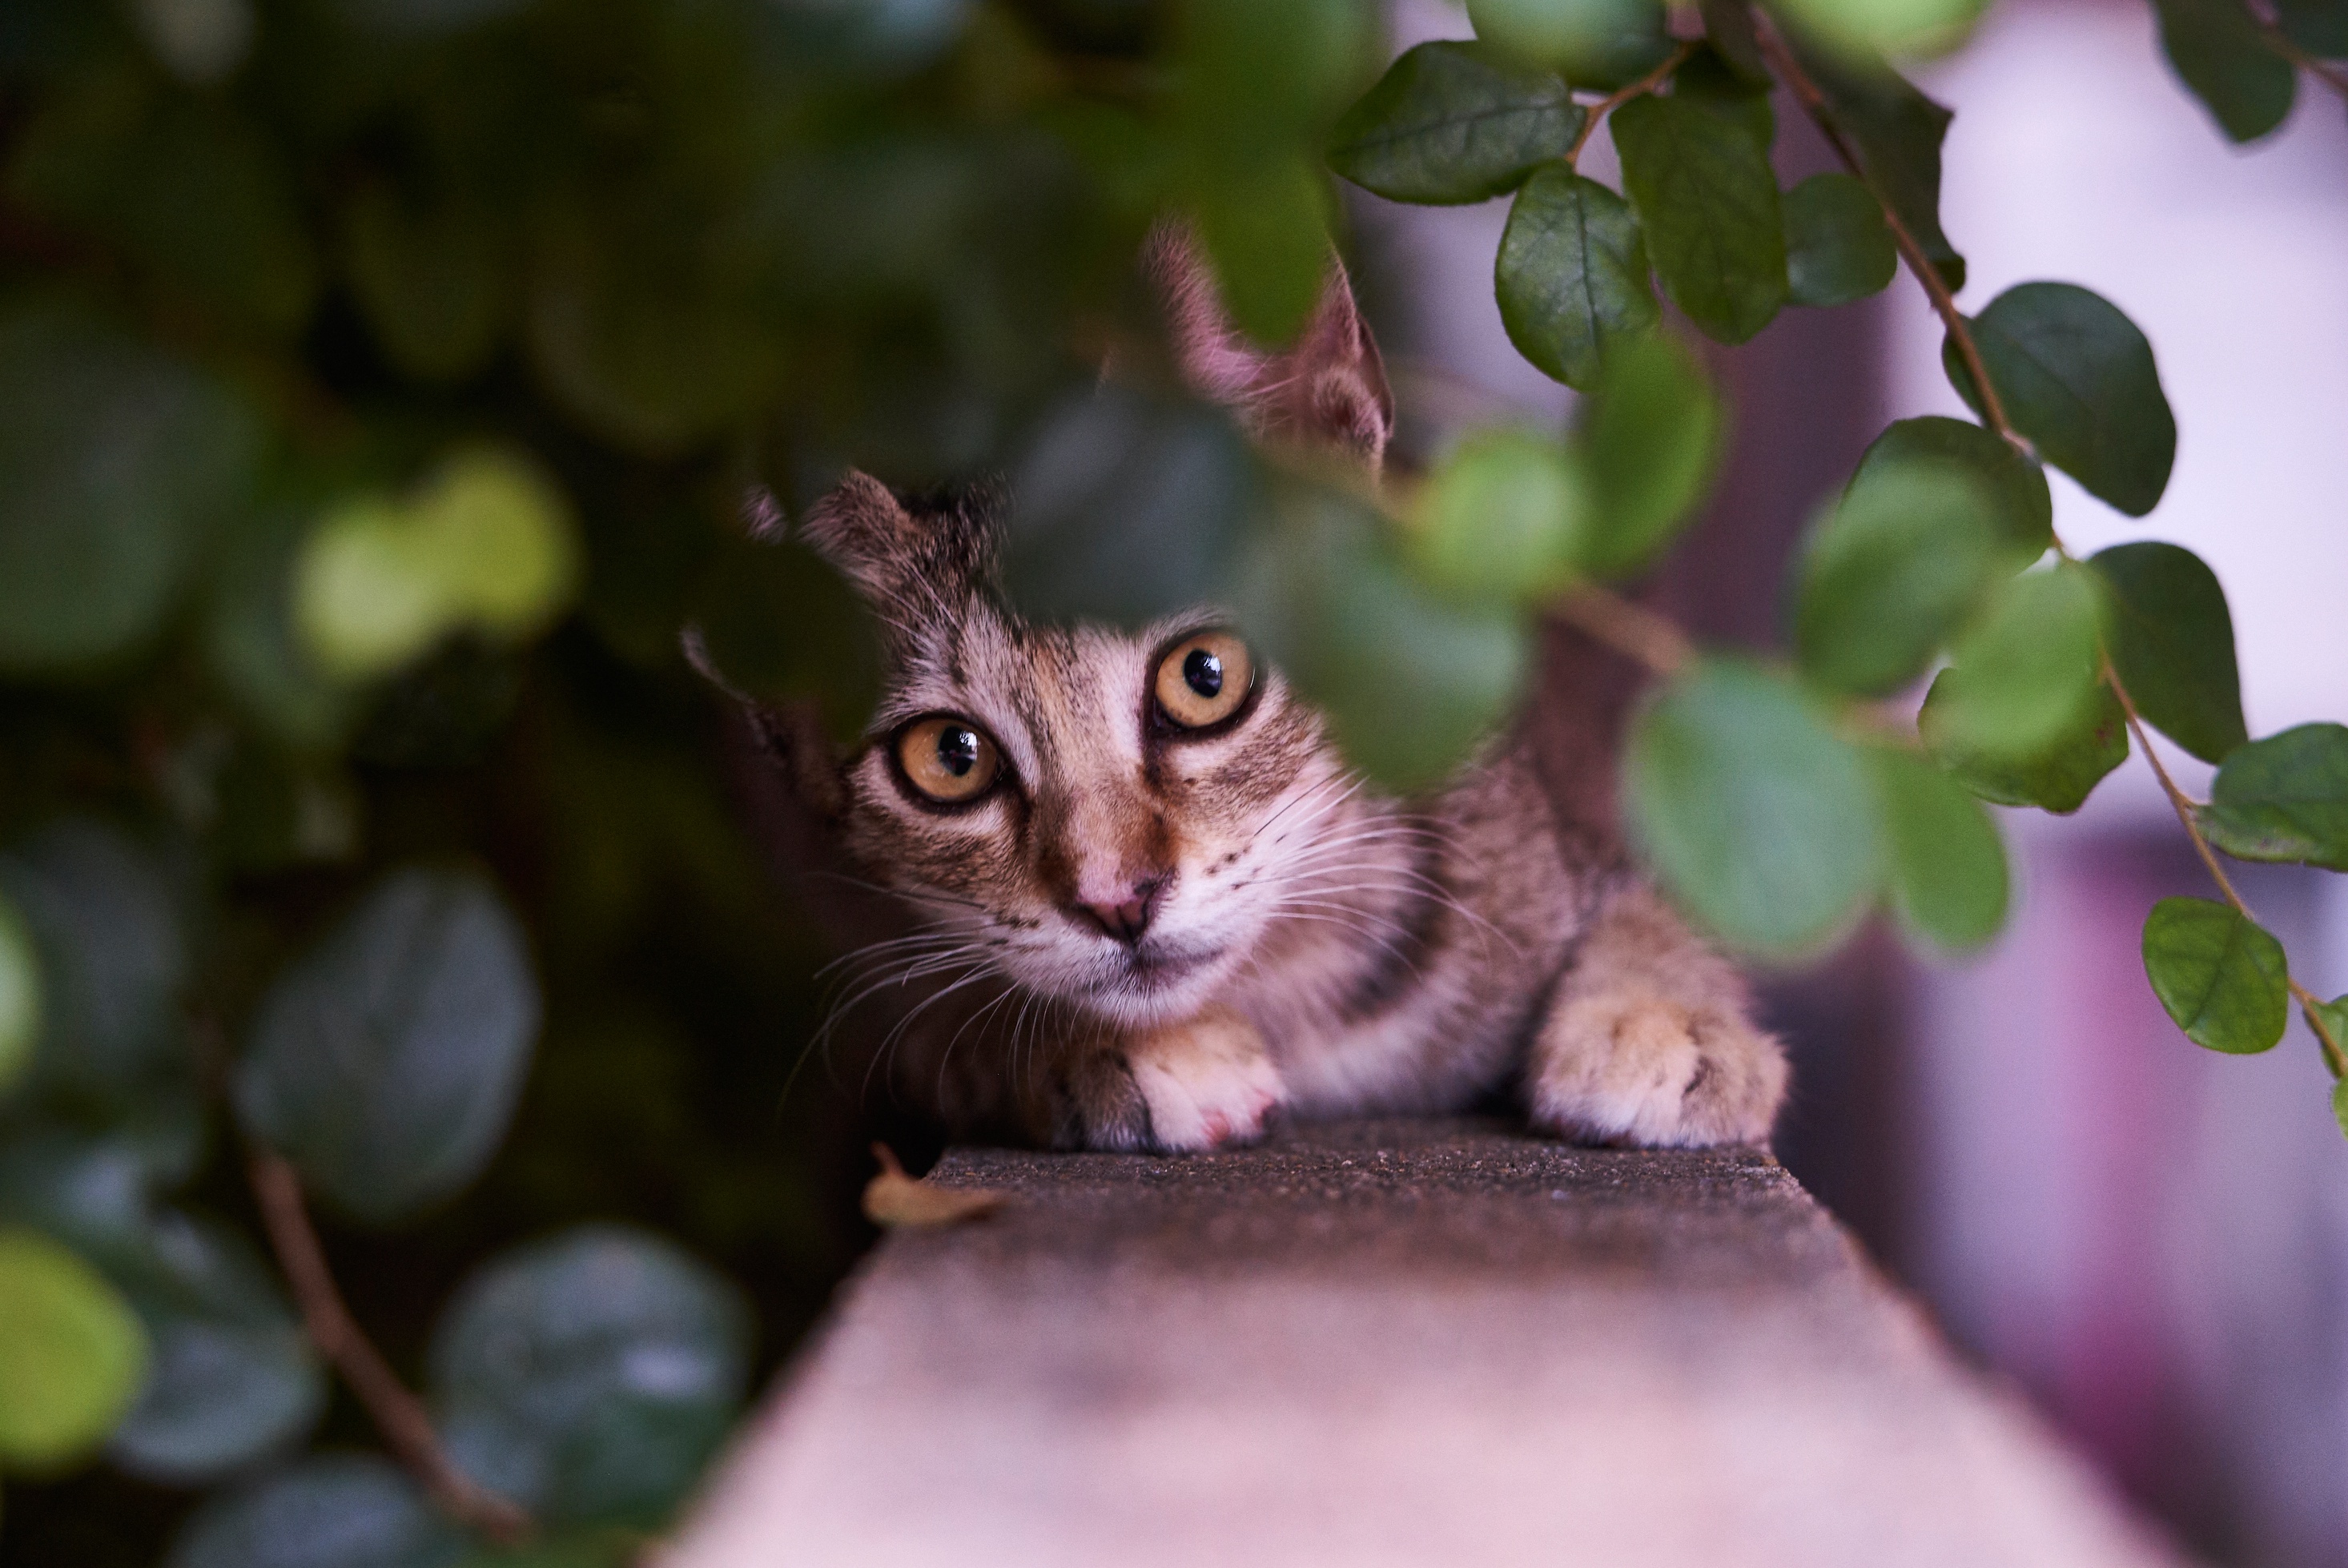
[1564,40,1700,169]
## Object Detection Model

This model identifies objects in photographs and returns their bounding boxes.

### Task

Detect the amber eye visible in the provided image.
[895,717,1001,803]
[1153,632,1253,730]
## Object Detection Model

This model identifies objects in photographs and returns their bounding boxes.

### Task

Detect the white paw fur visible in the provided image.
[1128,1010,1284,1152]
[1530,991,1786,1148]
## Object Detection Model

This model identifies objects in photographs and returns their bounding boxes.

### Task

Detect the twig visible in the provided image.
[245,1148,534,1546]
[1565,40,1701,168]
[1552,581,1695,677]
[2243,0,2348,99]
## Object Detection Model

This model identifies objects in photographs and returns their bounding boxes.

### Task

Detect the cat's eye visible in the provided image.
[1153,631,1254,731]
[894,716,1002,804]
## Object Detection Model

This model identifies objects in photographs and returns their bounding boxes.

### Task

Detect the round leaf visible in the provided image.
[1795,456,2002,698]
[1770,0,1985,58]
[1327,42,1583,204]
[1943,283,2176,518]
[167,1455,468,1568]
[0,1228,148,1468]
[342,184,512,382]
[1790,46,1964,290]
[0,890,39,1094]
[294,497,457,681]
[1783,172,1896,308]
[1867,746,2008,952]
[1188,154,1335,348]
[1408,427,1590,604]
[233,867,540,1224]
[2088,541,2245,765]
[1918,669,2129,814]
[1573,331,1722,579]
[1920,563,2106,763]
[1611,94,1786,347]
[1465,0,1673,87]
[431,1225,752,1526]
[2152,0,2297,143]
[1851,416,2051,560]
[2140,897,2289,1055]
[2197,722,2348,871]
[1496,168,1659,391]
[1624,658,1884,960]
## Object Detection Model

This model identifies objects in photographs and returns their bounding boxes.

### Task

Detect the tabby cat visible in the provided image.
[722,234,1787,1153]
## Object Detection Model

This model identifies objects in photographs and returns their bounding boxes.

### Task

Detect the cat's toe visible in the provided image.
[1128,1011,1284,1152]
[1529,994,1785,1149]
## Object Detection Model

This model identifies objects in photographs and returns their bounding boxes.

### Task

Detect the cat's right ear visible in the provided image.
[799,472,1000,637]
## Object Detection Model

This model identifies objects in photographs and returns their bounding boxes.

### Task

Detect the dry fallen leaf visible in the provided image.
[862,1143,1007,1228]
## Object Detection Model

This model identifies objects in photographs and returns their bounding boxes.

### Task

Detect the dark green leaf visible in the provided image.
[1788,45,1964,290]
[1696,0,1773,82]
[1327,42,1583,204]
[687,530,882,743]
[1672,46,1775,148]
[1783,171,1896,307]
[1944,282,2176,517]
[0,1228,147,1466]
[2333,1074,2348,1144]
[2089,541,2245,763]
[2313,997,2348,1084]
[2141,896,2289,1055]
[340,0,536,37]
[0,889,36,1093]
[431,1226,751,1526]
[1851,416,2052,559]
[1409,428,1589,603]
[2277,0,2348,54]
[1574,331,1723,578]
[1189,153,1334,346]
[233,868,539,1224]
[1922,563,2106,762]
[1919,669,2128,814]
[1175,0,1375,160]
[204,499,363,753]
[1624,658,1883,960]
[1495,168,1659,390]
[0,302,260,673]
[342,184,513,382]
[167,1455,468,1568]
[0,1112,206,1276]
[1612,94,1786,345]
[1868,746,2008,951]
[1771,0,1987,56]
[2153,0,2297,143]
[1465,0,1673,87]
[454,1528,638,1568]
[1795,456,2002,697]
[2197,723,2348,871]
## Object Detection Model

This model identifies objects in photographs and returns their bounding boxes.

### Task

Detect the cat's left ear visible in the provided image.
[1145,223,1396,472]
[796,472,1003,636]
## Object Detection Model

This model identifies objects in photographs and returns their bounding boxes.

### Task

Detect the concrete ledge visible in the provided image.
[663,1120,2185,1567]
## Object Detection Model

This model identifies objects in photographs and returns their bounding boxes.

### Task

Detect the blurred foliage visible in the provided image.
[0,0,2345,1559]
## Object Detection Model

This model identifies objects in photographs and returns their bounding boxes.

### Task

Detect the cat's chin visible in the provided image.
[1057,946,1233,1029]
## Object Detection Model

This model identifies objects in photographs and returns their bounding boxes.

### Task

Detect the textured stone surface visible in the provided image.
[661,1120,2187,1568]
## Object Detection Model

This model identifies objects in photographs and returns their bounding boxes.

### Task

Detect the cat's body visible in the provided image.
[727,233,1787,1153]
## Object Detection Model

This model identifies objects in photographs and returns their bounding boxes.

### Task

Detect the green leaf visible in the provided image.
[167,1455,468,1568]
[1771,0,1986,58]
[0,1114,207,1268]
[1236,484,1530,791]
[0,890,38,1094]
[2141,896,2289,1055]
[1624,658,1883,960]
[1574,331,1723,578]
[233,867,540,1224]
[1327,42,1583,204]
[1795,456,2002,697]
[204,497,363,752]
[1919,669,2129,814]
[2197,723,2348,871]
[0,1228,148,1467]
[1944,283,2177,517]
[2152,0,2297,143]
[1409,428,1590,603]
[2277,0,2348,54]
[1611,94,1786,346]
[1922,563,2106,762]
[2333,1074,2348,1144]
[1787,46,1964,290]
[340,0,537,40]
[1175,0,1376,160]
[1696,0,1773,83]
[1783,171,1896,307]
[0,301,260,673]
[1851,416,2052,559]
[1496,168,1660,390]
[1465,0,1673,87]
[1868,746,2008,951]
[1672,46,1775,149]
[2312,996,2348,1080]
[1188,153,1335,347]
[686,531,883,742]
[342,183,512,382]
[454,1528,639,1568]
[2089,541,2246,764]
[431,1226,751,1526]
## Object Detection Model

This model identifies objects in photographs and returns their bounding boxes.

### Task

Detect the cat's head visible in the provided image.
[799,235,1393,1027]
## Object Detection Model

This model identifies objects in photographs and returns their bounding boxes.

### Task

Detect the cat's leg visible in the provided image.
[1041,1008,1285,1153]
[1526,882,1787,1148]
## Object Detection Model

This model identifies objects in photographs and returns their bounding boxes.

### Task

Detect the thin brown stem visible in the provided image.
[2244,2,2348,98]
[1565,40,1700,168]
[1551,581,1695,677]
[246,1148,533,1546]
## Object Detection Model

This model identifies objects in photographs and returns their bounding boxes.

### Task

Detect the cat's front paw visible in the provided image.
[1529,991,1785,1148]
[1127,1010,1284,1152]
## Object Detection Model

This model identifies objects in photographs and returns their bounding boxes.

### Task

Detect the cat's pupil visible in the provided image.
[1183,648,1224,699]
[936,726,980,777]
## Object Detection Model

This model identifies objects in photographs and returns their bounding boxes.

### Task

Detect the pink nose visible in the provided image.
[1075,881,1164,944]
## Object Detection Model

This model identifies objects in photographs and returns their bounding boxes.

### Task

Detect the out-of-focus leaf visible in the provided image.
[1783,171,1896,307]
[1788,45,1964,290]
[453,1529,639,1568]
[0,819,187,1108]
[1409,427,1590,603]
[1574,331,1722,579]
[1176,0,1375,160]
[1921,563,2106,762]
[1236,485,1530,791]
[2089,541,2245,764]
[1612,94,1785,346]
[1673,46,1774,149]
[0,1112,207,1268]
[2141,897,2289,1055]
[338,0,534,36]
[1328,42,1582,204]
[2153,0,2296,143]
[206,501,363,753]
[1944,282,2176,517]
[1496,168,1658,390]
[0,301,260,673]
[0,1228,148,1467]
[343,183,512,382]
[1868,745,2008,952]
[1919,669,2129,814]
[1188,153,1334,348]
[688,530,883,742]
[166,1455,468,1568]
[0,890,38,1094]
[863,1144,1006,1226]
[2313,995,2348,1075]
[1697,0,1771,82]
[1771,0,1985,60]
[1851,416,2051,560]
[1624,658,1882,961]
[432,1225,751,1526]
[130,0,255,84]
[1465,0,1673,88]
[2276,0,2348,54]
[1795,456,2001,697]
[2197,723,2348,871]
[349,641,527,770]
[234,867,539,1224]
